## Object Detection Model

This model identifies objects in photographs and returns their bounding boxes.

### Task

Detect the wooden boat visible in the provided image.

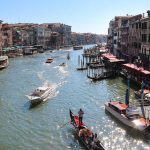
[46,58,53,63]
[76,67,87,71]
[59,62,66,66]
[26,85,54,105]
[73,46,83,50]
[69,109,105,150]
[134,89,150,99]
[105,101,150,132]
[23,47,37,55]
[0,56,9,69]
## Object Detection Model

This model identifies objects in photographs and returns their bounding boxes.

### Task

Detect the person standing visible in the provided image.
[78,108,84,126]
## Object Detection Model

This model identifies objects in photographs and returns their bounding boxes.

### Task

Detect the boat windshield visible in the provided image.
[128,114,140,120]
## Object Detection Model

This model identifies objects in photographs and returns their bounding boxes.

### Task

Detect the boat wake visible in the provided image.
[58,66,69,75]
[37,71,45,81]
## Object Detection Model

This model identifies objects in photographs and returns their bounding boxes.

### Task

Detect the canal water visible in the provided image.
[0,45,149,150]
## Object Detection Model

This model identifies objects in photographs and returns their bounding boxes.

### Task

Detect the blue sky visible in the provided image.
[1,0,150,34]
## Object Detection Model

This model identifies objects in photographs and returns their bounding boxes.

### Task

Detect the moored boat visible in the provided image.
[105,99,150,132]
[26,85,54,104]
[69,109,105,150]
[0,56,9,69]
[73,46,83,50]
[46,58,53,63]
[76,67,87,71]
[134,89,150,99]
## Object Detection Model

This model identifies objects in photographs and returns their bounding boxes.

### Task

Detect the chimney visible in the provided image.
[147,10,150,17]
[143,13,145,18]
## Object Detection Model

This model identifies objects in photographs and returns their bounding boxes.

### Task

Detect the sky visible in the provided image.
[0,0,150,34]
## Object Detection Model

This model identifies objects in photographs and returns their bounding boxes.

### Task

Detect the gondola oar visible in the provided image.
[59,121,70,128]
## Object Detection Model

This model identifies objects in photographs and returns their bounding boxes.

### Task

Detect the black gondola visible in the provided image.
[69,109,105,150]
[76,67,87,71]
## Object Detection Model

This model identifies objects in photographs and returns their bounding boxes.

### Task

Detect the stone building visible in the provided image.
[107,20,115,53]
[1,24,13,48]
[128,14,142,61]
[0,20,2,55]
[12,23,38,46]
[140,11,150,70]
[45,23,72,47]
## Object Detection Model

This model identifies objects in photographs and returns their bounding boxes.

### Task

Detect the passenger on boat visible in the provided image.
[79,128,93,143]
[78,108,84,126]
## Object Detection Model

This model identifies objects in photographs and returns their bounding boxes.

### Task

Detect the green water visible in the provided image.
[0,45,149,150]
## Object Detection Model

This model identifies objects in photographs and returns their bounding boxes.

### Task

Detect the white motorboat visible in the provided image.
[105,101,150,132]
[0,56,9,69]
[26,85,54,104]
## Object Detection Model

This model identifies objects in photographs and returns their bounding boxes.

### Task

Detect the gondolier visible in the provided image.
[78,108,84,126]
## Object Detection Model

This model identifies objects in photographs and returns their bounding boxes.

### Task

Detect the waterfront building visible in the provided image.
[36,24,52,48]
[1,23,13,48]
[44,23,72,48]
[140,11,150,70]
[107,20,115,53]
[0,20,2,55]
[113,16,132,59]
[12,23,38,46]
[128,14,142,62]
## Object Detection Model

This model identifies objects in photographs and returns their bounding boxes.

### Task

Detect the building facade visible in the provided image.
[140,11,150,70]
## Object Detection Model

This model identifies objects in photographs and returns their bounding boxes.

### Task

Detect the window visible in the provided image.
[136,23,138,29]
[142,22,147,29]
[142,34,147,42]
[139,22,141,28]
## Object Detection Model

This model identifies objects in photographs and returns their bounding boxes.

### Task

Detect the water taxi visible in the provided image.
[46,58,53,63]
[26,85,54,104]
[105,101,150,132]
[0,56,9,69]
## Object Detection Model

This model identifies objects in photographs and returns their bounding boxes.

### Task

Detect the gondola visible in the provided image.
[76,67,87,71]
[69,109,105,150]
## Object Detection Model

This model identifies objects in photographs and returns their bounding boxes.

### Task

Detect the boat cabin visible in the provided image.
[46,58,53,63]
[108,101,128,114]
[32,87,48,96]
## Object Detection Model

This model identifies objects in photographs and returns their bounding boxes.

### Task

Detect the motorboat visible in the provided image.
[105,101,150,132]
[134,89,150,99]
[0,56,9,69]
[73,46,83,50]
[59,62,66,66]
[26,85,54,104]
[46,58,53,63]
